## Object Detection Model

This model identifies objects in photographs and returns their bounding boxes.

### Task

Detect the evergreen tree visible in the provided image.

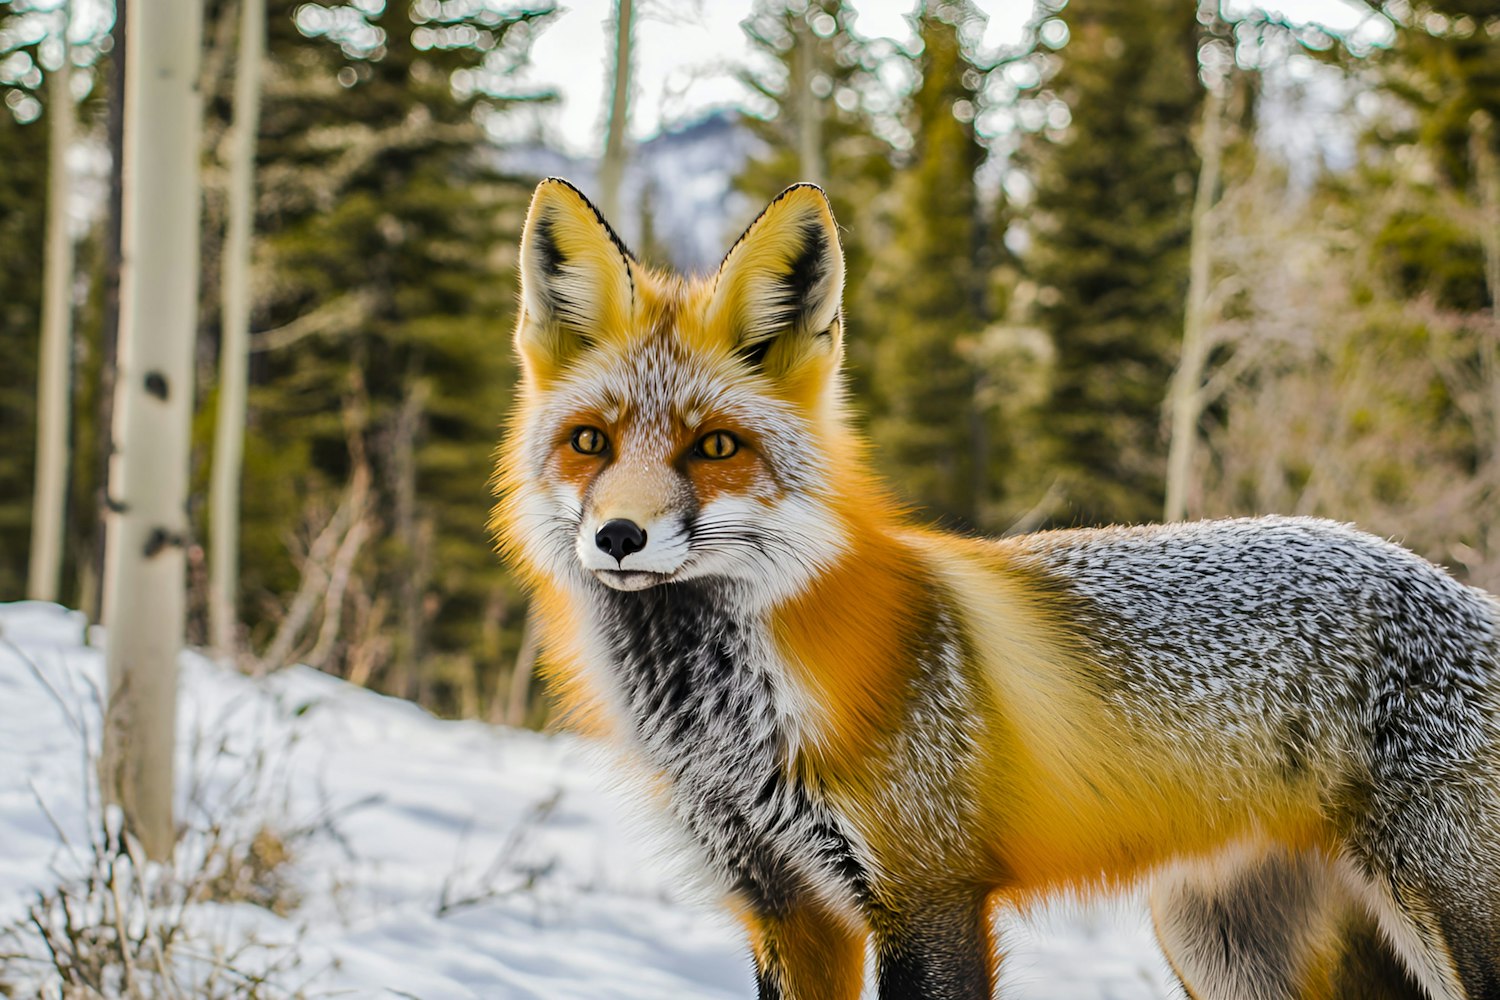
[1363,0,1499,316]
[861,4,1003,529]
[0,1,111,603]
[234,1,552,713]
[1024,0,1202,526]
[0,109,48,598]
[735,0,895,399]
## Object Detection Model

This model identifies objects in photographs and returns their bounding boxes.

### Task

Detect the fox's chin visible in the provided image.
[592,568,677,592]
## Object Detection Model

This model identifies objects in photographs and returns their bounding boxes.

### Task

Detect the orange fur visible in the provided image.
[770,518,926,773]
[740,903,868,1000]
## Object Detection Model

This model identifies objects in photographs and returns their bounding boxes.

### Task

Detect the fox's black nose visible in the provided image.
[595,519,646,562]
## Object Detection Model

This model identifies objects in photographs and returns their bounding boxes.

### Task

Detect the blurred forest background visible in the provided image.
[2,0,1497,726]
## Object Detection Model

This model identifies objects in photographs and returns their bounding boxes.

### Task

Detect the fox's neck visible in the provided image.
[760,498,940,769]
[594,580,776,758]
[593,580,873,910]
[591,503,932,743]
[590,493,941,774]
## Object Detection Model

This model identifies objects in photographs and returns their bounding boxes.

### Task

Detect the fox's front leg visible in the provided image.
[745,901,867,1000]
[871,889,997,1000]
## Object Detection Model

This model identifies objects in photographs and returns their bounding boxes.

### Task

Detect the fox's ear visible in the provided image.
[708,184,845,393]
[515,178,635,383]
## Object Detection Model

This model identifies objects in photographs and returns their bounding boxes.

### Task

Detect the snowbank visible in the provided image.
[0,601,1176,998]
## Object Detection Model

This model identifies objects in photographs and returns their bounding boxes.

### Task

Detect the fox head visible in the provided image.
[493,178,872,607]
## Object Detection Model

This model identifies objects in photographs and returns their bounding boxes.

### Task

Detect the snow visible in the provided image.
[0,601,1178,998]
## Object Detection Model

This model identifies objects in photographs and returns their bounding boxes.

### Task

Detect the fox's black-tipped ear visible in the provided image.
[516,178,636,383]
[708,184,845,391]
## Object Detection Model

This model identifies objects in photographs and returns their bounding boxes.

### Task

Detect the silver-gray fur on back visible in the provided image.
[1016,515,1500,999]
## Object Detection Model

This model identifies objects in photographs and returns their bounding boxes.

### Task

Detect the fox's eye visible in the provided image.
[571,427,608,455]
[695,430,739,460]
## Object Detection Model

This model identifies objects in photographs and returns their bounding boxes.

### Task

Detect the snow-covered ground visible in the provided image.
[0,601,1179,999]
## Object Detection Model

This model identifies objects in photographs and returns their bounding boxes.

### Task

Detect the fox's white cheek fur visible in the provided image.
[682,494,848,606]
[513,483,585,576]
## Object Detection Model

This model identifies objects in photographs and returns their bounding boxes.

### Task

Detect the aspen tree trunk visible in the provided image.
[392,378,429,701]
[88,0,127,623]
[1470,112,1500,467]
[505,612,539,728]
[100,0,204,862]
[597,0,632,221]
[1471,111,1500,580]
[209,0,265,661]
[29,3,74,603]
[1163,84,1224,523]
[793,16,823,185]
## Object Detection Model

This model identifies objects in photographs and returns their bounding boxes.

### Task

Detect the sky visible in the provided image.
[503,0,1395,156]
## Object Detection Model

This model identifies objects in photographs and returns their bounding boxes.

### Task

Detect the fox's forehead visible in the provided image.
[550,331,792,431]
[614,263,738,359]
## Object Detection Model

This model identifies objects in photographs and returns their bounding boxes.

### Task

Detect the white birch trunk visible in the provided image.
[794,17,823,185]
[100,0,204,862]
[209,0,265,661]
[1470,112,1500,467]
[1164,85,1224,523]
[28,4,75,604]
[505,612,539,728]
[597,0,632,222]
[1471,112,1500,581]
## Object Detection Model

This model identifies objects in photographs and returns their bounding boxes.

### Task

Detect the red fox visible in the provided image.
[491,178,1500,1000]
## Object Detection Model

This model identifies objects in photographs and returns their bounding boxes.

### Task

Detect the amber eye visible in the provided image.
[570,426,608,455]
[695,430,739,460]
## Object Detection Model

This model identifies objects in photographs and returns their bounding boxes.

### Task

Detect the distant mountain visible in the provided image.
[493,110,765,273]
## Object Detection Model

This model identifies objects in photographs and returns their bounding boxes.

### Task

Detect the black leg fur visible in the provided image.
[1152,845,1428,1000]
[755,960,784,1000]
[874,896,993,1000]
[1331,907,1429,1000]
[1351,775,1500,1000]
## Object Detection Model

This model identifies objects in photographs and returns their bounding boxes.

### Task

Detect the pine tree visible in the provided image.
[0,1,111,602]
[1024,0,1202,526]
[735,0,895,396]
[0,110,49,598]
[861,4,1000,529]
[1363,0,1498,317]
[234,1,550,713]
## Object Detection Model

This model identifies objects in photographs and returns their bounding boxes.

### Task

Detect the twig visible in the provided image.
[0,635,84,737]
[28,779,83,871]
[27,906,63,987]
[108,854,140,995]
[436,789,562,917]
[304,512,373,670]
[147,931,184,1000]
[249,290,375,354]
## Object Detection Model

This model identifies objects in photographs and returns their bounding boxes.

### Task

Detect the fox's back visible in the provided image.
[1004,516,1500,795]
